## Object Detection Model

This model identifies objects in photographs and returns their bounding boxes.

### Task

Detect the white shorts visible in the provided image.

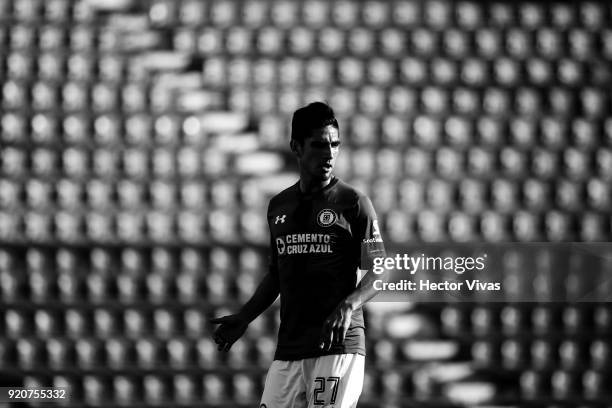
[260,353,365,408]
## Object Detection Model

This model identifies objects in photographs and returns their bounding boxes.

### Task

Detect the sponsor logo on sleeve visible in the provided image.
[363,219,384,243]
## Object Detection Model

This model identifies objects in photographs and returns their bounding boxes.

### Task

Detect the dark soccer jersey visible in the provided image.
[267,177,386,361]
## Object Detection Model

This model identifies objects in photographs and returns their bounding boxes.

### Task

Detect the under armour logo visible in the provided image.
[275,215,286,224]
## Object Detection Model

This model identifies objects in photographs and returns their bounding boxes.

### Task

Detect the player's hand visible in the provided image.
[319,301,354,351]
[210,314,249,352]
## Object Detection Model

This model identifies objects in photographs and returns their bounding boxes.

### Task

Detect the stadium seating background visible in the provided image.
[1,0,611,406]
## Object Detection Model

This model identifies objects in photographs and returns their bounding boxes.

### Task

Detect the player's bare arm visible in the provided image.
[211,270,279,352]
[319,267,388,351]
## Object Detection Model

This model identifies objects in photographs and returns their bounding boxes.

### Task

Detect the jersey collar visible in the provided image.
[297,177,338,200]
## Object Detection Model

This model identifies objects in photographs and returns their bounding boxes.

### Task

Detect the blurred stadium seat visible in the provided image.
[83,375,106,406]
[202,373,226,404]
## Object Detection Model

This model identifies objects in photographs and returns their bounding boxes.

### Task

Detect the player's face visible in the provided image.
[298,125,340,183]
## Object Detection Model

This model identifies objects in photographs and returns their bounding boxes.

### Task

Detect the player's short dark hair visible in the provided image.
[290,102,339,144]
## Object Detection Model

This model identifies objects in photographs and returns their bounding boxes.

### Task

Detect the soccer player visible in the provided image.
[211,102,386,407]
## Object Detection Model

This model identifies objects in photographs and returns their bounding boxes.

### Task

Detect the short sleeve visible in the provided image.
[352,194,386,270]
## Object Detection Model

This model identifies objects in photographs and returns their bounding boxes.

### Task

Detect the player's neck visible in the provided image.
[299,176,333,194]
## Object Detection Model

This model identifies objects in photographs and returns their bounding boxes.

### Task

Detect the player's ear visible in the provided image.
[290,139,302,157]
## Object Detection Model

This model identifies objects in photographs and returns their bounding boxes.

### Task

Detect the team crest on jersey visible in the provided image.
[317,209,337,227]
